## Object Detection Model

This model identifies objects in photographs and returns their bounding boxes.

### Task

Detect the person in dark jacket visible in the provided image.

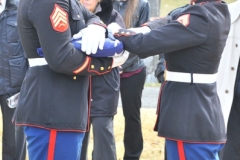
[217,1,240,159]
[112,0,150,159]
[0,0,27,159]
[108,0,230,159]
[15,0,128,159]
[79,0,125,159]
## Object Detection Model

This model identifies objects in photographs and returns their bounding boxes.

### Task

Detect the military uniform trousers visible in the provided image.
[166,139,224,160]
[24,126,85,160]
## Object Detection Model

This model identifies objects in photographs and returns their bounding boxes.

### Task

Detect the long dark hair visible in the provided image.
[124,0,138,28]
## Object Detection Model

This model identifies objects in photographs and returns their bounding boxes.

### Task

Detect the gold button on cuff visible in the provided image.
[100,67,104,71]
[91,65,95,69]
[73,76,77,80]
[108,66,111,69]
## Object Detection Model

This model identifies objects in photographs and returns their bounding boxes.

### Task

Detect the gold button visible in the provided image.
[100,67,104,70]
[73,76,77,80]
[108,66,111,69]
[91,65,95,69]
[225,90,229,94]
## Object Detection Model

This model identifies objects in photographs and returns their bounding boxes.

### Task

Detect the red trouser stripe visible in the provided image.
[47,130,57,160]
[177,141,186,160]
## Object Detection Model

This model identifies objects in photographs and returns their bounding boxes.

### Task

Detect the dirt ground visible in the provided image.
[87,108,165,160]
[0,108,165,160]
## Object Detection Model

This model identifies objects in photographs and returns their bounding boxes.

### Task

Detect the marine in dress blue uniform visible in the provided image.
[14,0,121,159]
[112,0,230,159]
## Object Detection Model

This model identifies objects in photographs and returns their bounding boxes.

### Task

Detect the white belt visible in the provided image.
[164,70,218,84]
[28,58,48,67]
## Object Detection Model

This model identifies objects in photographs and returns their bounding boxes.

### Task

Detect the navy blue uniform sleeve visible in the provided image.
[145,4,189,30]
[143,16,172,30]
[19,0,112,76]
[114,6,209,59]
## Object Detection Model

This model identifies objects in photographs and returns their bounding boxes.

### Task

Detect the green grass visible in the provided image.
[160,0,237,16]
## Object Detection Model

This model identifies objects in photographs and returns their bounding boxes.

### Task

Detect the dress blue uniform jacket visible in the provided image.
[114,0,230,143]
[14,0,114,131]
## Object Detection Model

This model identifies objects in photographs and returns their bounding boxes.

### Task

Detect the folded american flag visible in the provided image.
[37,38,124,58]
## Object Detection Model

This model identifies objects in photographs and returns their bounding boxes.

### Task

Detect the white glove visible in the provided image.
[112,51,129,68]
[128,26,151,34]
[6,92,20,108]
[107,23,121,34]
[72,24,106,55]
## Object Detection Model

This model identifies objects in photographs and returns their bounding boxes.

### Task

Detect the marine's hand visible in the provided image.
[72,24,105,55]
[154,57,166,83]
[112,51,129,68]
[107,23,121,34]
[155,71,165,83]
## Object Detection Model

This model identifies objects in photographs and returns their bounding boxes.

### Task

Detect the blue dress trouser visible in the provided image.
[24,126,85,160]
[166,139,224,160]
